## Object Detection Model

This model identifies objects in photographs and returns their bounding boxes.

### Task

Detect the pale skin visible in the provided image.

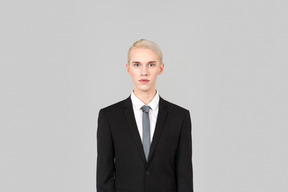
[126,48,164,104]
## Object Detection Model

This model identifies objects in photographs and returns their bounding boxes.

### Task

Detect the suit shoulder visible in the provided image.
[162,98,189,114]
[99,98,128,113]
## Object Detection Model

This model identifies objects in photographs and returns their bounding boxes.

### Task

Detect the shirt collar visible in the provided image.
[131,90,159,111]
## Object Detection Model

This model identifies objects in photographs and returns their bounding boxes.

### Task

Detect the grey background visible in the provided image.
[1,0,287,192]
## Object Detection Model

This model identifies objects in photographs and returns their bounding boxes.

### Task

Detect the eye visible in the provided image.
[134,64,140,67]
[149,64,155,67]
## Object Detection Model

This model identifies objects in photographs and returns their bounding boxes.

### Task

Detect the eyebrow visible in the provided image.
[131,61,157,64]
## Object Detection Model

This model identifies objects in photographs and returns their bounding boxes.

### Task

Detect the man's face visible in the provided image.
[127,48,164,94]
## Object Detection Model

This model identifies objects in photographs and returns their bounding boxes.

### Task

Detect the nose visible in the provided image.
[141,66,148,76]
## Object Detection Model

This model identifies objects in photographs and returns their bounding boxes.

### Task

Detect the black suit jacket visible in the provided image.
[97,96,193,192]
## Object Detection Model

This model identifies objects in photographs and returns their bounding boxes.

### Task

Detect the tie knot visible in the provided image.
[141,105,150,113]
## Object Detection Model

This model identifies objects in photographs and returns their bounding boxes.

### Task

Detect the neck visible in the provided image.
[133,89,157,105]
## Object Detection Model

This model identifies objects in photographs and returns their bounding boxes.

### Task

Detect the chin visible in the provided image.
[136,86,151,92]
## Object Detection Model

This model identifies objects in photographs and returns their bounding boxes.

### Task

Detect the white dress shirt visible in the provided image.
[130,91,159,142]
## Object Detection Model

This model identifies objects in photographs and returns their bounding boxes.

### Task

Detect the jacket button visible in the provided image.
[146,171,150,175]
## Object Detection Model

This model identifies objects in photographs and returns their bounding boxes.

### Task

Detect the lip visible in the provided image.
[139,79,150,84]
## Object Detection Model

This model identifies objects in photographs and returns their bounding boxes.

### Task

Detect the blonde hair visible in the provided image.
[128,39,163,64]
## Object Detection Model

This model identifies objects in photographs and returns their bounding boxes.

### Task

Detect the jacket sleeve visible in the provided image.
[176,110,193,192]
[97,109,115,192]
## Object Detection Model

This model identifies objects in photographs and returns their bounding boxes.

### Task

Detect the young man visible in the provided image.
[97,39,193,192]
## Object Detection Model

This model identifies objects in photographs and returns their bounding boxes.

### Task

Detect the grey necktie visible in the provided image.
[141,105,150,161]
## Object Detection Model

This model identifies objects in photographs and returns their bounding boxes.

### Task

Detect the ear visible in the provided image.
[126,64,130,74]
[159,63,164,75]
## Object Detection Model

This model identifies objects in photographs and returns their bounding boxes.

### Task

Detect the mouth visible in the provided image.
[139,79,150,84]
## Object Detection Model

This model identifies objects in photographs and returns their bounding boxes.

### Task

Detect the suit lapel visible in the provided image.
[123,97,147,163]
[148,97,168,161]
[123,96,169,163]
